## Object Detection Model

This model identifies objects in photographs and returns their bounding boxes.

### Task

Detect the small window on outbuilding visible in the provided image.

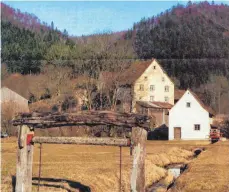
[186,102,191,107]
[139,84,144,91]
[194,124,201,131]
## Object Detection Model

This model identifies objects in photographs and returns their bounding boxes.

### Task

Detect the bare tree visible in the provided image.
[26,74,48,101]
[75,74,97,110]
[1,101,22,135]
[98,64,131,112]
[201,75,229,114]
[42,64,72,96]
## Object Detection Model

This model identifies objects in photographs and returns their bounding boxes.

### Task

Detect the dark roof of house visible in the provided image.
[118,60,153,85]
[151,101,173,109]
[136,101,173,109]
[189,89,216,116]
[174,89,186,101]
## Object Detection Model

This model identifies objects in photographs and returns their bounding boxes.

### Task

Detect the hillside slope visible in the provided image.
[1,2,229,113]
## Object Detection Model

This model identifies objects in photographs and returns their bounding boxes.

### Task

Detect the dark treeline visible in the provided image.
[130,1,229,88]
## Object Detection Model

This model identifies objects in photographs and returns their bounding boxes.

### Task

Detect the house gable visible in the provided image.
[133,59,174,106]
[135,59,174,85]
[171,89,214,116]
[169,89,211,140]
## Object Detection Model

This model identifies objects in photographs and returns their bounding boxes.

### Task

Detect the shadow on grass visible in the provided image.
[12,176,16,192]
[12,176,91,192]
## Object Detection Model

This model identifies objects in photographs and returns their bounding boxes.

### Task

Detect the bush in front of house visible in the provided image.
[221,120,229,138]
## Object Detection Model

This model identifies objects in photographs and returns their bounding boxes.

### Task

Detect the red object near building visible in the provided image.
[210,127,221,143]
[27,134,34,145]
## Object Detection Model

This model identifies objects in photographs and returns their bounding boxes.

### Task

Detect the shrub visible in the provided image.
[61,95,78,112]
[221,120,229,138]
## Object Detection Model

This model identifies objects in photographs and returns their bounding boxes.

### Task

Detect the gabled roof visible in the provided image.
[136,101,173,109]
[188,89,215,116]
[118,58,174,86]
[118,60,153,85]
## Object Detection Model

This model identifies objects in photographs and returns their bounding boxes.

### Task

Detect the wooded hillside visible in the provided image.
[1,1,229,114]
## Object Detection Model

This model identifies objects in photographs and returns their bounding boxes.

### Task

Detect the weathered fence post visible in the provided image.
[26,128,34,192]
[16,125,34,192]
[130,127,147,192]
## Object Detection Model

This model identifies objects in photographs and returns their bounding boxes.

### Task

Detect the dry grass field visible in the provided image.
[169,141,229,192]
[2,137,226,192]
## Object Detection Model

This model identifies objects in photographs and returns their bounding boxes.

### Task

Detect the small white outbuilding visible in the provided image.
[169,89,215,140]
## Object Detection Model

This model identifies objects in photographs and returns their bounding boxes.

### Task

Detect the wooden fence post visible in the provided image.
[130,127,147,192]
[26,128,34,192]
[16,125,34,192]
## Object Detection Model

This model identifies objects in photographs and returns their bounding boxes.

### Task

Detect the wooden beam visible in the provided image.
[32,137,131,147]
[130,127,147,192]
[12,111,151,129]
[16,125,34,192]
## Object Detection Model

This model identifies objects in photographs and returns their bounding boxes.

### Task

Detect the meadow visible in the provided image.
[3,137,227,192]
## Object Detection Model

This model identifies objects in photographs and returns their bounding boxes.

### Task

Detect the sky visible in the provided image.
[4,1,229,36]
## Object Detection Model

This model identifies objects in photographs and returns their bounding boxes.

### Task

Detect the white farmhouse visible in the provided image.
[169,89,215,140]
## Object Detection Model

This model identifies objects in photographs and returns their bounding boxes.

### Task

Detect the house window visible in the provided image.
[165,96,169,102]
[162,77,165,82]
[150,85,155,91]
[165,85,169,92]
[153,66,156,69]
[140,84,144,91]
[150,96,154,101]
[194,124,201,131]
[186,102,191,108]
[144,76,148,81]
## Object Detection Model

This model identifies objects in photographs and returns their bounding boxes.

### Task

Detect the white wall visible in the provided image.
[169,90,211,140]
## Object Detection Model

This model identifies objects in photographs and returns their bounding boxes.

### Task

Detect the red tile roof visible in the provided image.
[136,101,173,109]
[151,101,173,109]
[118,60,153,85]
